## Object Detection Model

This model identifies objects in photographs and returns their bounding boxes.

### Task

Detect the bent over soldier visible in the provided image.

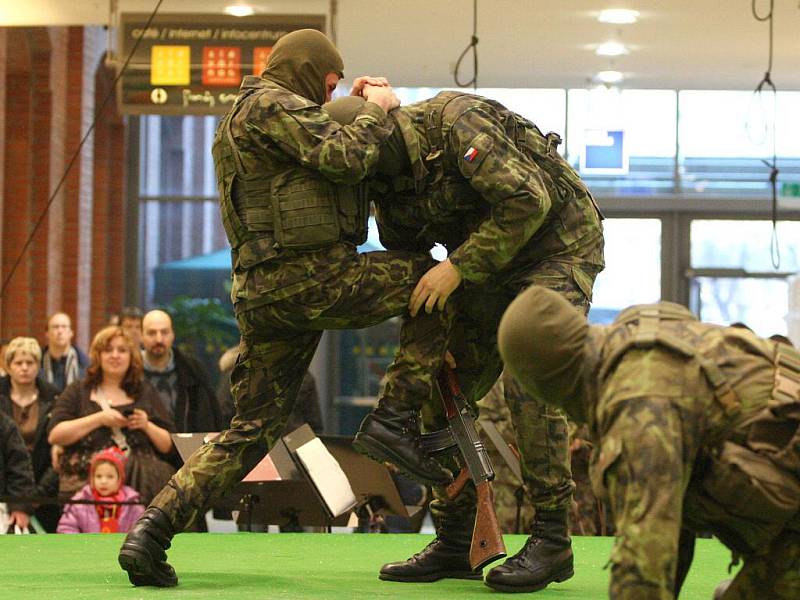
[325,91,604,592]
[500,286,800,600]
[118,30,455,587]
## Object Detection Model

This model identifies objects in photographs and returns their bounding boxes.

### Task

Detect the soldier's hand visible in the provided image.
[350,76,389,96]
[363,84,400,113]
[409,259,462,317]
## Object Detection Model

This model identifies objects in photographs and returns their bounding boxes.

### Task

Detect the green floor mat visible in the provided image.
[0,533,732,599]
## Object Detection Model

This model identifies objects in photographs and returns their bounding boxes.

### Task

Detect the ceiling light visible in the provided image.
[598,9,640,24]
[597,70,624,84]
[224,4,255,17]
[595,41,628,57]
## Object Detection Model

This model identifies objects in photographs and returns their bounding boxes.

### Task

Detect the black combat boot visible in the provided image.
[484,508,574,593]
[354,403,452,486]
[118,507,178,587]
[379,517,482,582]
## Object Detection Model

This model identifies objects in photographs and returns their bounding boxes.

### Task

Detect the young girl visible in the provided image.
[57,446,144,533]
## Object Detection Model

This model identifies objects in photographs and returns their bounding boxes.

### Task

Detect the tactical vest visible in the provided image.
[599,303,800,550]
[212,86,368,270]
[420,92,602,219]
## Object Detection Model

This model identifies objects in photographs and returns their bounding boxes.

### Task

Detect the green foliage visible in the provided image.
[159,296,238,358]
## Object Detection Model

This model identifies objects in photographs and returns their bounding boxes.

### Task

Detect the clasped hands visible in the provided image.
[350,76,400,113]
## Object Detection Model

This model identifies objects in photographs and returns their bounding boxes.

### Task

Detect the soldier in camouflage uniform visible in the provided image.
[117,29,456,587]
[324,92,604,592]
[499,286,800,600]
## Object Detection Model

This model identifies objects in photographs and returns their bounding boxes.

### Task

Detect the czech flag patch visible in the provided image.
[463,146,479,162]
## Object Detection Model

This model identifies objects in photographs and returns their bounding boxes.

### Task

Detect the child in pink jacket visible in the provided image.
[57,446,144,533]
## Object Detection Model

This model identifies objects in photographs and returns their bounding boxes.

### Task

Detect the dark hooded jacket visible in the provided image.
[0,411,34,514]
[145,347,224,433]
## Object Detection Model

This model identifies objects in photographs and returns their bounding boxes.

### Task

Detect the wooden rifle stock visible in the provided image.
[437,365,506,570]
[471,480,506,570]
[446,467,470,500]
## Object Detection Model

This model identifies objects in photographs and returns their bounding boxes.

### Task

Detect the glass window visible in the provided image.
[589,218,661,323]
[475,88,565,136]
[139,115,219,197]
[137,115,230,308]
[692,277,789,338]
[392,87,566,135]
[679,91,800,159]
[138,199,229,306]
[678,91,800,196]
[689,219,800,337]
[567,88,677,194]
[775,92,800,159]
[690,220,800,272]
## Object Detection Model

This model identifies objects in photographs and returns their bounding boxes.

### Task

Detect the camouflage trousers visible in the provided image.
[423,258,602,531]
[568,424,610,536]
[150,249,452,531]
[476,378,535,534]
[717,529,800,599]
[478,383,607,535]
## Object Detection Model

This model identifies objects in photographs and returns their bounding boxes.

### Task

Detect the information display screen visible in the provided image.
[118,13,325,115]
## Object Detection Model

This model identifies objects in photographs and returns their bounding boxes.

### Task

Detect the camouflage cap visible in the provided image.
[262,29,344,105]
[498,285,590,422]
[323,96,410,176]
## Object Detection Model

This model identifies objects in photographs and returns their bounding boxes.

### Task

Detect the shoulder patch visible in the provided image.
[460,132,493,177]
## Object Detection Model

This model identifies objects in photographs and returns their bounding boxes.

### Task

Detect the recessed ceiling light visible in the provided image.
[598,9,640,24]
[597,70,624,84]
[224,4,255,17]
[595,41,628,57]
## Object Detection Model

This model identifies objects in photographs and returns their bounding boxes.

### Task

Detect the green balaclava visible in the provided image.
[498,285,591,423]
[323,96,410,176]
[262,29,344,105]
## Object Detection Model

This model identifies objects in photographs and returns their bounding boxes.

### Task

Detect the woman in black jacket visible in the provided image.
[0,412,34,532]
[48,326,175,504]
[0,337,61,532]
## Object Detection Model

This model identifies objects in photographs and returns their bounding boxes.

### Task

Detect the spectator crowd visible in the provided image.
[0,308,235,535]
[0,308,594,540]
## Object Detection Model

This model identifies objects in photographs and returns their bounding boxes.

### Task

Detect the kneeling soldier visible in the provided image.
[499,286,800,600]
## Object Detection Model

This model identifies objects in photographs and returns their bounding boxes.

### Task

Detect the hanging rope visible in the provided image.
[751,0,780,269]
[453,0,479,90]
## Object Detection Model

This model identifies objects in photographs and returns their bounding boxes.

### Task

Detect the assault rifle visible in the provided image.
[435,365,506,570]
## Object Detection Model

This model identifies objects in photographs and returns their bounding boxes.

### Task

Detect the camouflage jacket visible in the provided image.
[586,304,800,598]
[214,77,394,309]
[373,92,604,289]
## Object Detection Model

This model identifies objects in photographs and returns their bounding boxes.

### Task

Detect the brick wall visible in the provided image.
[0,30,5,319]
[46,27,69,324]
[2,29,34,339]
[0,25,127,351]
[91,58,127,336]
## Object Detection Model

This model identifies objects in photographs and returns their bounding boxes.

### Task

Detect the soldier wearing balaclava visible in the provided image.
[323,92,604,592]
[118,29,457,587]
[500,286,800,600]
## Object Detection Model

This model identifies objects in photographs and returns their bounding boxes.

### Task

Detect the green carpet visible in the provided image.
[0,533,732,599]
